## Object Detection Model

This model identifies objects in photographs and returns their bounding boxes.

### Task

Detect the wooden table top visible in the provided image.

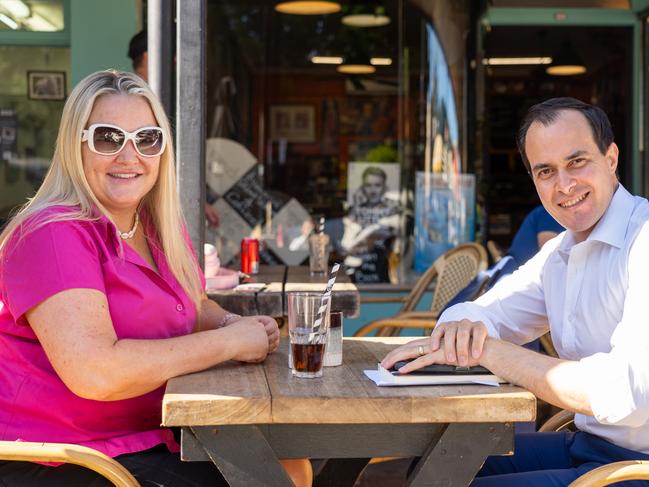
[206,265,285,316]
[207,265,360,318]
[162,337,536,427]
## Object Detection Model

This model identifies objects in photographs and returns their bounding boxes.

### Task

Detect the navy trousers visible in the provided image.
[471,431,649,486]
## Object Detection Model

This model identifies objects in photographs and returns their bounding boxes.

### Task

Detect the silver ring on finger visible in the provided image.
[417,345,425,357]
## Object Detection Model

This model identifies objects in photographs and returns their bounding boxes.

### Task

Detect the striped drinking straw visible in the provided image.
[311,263,340,338]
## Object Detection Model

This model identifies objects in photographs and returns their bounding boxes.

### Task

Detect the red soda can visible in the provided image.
[240,238,259,274]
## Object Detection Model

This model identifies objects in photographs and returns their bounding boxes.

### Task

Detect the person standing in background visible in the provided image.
[128,30,220,229]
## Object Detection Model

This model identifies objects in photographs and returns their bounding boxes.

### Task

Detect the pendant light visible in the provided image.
[337,45,375,74]
[546,41,586,76]
[274,1,341,15]
[341,4,390,27]
[337,64,375,74]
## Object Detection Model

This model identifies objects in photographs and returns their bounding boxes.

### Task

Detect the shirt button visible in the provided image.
[176,304,184,312]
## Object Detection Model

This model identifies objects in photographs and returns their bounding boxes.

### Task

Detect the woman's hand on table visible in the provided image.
[226,317,271,363]
[248,315,280,353]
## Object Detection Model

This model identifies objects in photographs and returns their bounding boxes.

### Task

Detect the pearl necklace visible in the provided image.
[118,212,140,240]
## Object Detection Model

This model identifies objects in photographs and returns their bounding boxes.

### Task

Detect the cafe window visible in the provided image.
[0,45,70,225]
[206,0,471,284]
[0,0,65,32]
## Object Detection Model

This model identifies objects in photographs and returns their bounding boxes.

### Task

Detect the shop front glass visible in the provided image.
[0,44,70,225]
[644,11,649,197]
[0,0,64,32]
[206,0,471,284]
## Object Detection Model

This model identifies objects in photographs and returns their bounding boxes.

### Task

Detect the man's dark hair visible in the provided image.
[362,166,387,183]
[127,30,147,70]
[516,97,614,173]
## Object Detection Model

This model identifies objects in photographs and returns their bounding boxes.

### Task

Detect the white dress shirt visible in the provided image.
[439,185,649,453]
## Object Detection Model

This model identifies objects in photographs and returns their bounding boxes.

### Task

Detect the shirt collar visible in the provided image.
[556,183,632,257]
[89,207,124,250]
[585,183,632,249]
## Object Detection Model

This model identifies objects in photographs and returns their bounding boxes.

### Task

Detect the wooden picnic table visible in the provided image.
[162,337,536,487]
[207,265,360,318]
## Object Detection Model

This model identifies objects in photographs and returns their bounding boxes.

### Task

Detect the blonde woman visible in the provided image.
[0,70,311,487]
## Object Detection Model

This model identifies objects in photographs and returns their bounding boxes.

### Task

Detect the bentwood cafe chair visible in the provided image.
[354,242,488,337]
[0,440,140,486]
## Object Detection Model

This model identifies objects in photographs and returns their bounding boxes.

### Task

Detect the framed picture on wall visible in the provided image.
[269,105,316,143]
[27,71,66,100]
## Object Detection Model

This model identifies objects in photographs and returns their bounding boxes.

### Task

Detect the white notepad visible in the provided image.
[364,364,504,387]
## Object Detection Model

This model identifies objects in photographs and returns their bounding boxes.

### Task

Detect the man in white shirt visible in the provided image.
[382,97,649,486]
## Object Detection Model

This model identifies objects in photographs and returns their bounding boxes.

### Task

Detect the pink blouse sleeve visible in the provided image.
[2,220,106,325]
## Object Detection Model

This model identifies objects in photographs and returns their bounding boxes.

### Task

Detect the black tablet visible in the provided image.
[391,360,493,375]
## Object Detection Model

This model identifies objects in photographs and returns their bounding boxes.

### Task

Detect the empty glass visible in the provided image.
[308,233,330,275]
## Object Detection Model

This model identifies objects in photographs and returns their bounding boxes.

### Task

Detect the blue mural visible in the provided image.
[414,24,473,272]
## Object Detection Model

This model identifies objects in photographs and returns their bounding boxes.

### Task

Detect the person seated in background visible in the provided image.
[508,204,563,268]
[0,70,311,487]
[383,97,649,485]
[502,204,565,355]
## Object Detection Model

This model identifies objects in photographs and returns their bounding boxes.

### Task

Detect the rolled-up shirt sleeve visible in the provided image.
[579,223,649,426]
[438,240,555,345]
[579,349,649,426]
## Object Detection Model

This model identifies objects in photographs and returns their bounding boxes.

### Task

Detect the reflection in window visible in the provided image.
[0,46,69,224]
[0,0,64,32]
[414,24,473,273]
[205,1,468,283]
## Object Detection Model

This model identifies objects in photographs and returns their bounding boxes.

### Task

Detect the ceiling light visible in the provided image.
[275,1,341,15]
[23,12,56,31]
[370,57,392,66]
[546,65,587,75]
[338,45,375,74]
[311,56,343,64]
[337,64,376,74]
[341,4,390,27]
[0,0,30,19]
[483,57,552,66]
[0,12,17,29]
[31,4,64,30]
[546,41,586,76]
[342,13,390,27]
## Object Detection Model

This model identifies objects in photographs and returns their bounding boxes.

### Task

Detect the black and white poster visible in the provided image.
[342,162,401,283]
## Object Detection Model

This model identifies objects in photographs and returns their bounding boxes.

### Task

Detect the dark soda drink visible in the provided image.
[291,342,325,373]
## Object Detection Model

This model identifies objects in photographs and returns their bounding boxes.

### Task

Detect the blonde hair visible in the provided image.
[0,70,203,309]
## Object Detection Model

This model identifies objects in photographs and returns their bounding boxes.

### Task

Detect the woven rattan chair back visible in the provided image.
[428,243,487,317]
[374,243,487,337]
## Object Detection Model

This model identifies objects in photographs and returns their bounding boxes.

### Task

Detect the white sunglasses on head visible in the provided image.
[81,123,166,157]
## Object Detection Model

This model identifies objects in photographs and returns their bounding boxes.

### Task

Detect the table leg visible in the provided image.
[313,458,371,487]
[406,422,513,487]
[191,425,294,487]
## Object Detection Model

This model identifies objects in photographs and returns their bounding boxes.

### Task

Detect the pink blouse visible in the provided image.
[0,207,202,458]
